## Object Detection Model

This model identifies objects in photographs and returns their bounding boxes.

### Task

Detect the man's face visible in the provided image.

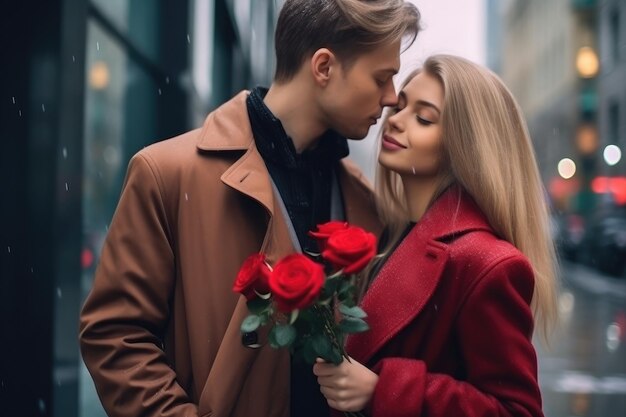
[319,40,401,139]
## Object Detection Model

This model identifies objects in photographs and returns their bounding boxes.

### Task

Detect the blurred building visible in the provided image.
[485,0,504,75]
[495,0,606,214]
[598,0,625,176]
[1,1,278,416]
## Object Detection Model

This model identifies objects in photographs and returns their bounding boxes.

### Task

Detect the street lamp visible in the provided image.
[558,158,577,179]
[603,145,622,166]
[576,46,600,79]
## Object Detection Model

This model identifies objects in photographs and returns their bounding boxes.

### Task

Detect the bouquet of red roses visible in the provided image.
[233,221,377,365]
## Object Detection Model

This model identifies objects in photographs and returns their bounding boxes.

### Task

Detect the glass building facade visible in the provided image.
[1,1,277,416]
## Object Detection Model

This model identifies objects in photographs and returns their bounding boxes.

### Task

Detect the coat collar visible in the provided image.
[412,186,494,242]
[197,91,254,151]
[346,187,493,363]
[196,90,382,237]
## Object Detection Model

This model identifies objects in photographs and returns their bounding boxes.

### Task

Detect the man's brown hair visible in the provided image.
[274,0,421,82]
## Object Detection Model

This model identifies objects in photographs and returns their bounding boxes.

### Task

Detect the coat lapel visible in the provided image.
[197,92,296,417]
[195,91,386,415]
[346,228,449,364]
[346,187,494,364]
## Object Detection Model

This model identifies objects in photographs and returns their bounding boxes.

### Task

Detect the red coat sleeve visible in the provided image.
[79,154,198,417]
[369,256,544,417]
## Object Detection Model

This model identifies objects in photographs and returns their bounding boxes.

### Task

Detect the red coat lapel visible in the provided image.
[346,228,449,364]
[346,187,493,364]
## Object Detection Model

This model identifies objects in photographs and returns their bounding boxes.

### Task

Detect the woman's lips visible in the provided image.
[382,134,406,151]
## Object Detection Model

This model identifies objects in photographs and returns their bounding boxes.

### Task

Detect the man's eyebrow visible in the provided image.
[377,68,399,76]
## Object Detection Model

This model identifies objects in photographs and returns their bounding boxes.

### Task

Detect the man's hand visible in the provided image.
[313,356,378,412]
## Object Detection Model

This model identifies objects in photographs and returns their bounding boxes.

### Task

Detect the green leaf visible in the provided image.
[336,280,357,304]
[339,317,369,334]
[337,280,353,295]
[247,297,271,315]
[327,346,343,365]
[311,332,333,359]
[272,324,297,347]
[323,277,341,295]
[241,315,261,333]
[339,304,367,319]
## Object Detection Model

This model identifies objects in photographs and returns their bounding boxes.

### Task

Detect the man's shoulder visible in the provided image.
[131,128,203,175]
[135,91,252,171]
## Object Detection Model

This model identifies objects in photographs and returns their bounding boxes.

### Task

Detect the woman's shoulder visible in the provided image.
[446,229,532,279]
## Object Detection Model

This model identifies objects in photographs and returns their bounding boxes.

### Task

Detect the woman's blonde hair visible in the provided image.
[375,54,559,341]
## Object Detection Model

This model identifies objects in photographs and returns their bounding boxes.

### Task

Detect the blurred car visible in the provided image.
[553,213,585,262]
[578,208,626,277]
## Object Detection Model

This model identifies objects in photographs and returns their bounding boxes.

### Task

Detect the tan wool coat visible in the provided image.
[79,91,382,417]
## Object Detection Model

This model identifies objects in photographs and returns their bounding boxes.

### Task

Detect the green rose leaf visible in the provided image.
[339,317,369,334]
[327,347,343,365]
[312,332,333,359]
[272,324,297,347]
[339,304,368,319]
[323,276,341,296]
[241,314,261,333]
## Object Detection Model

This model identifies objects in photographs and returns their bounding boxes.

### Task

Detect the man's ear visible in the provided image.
[310,48,336,87]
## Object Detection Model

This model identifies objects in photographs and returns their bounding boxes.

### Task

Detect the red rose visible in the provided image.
[269,254,325,312]
[233,254,271,300]
[322,226,377,274]
[308,221,349,251]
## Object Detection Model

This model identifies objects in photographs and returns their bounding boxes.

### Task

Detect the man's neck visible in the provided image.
[263,80,326,153]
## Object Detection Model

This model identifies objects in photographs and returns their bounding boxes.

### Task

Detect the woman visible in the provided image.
[314,55,558,417]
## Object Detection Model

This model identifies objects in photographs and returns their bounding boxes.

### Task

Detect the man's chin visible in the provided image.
[342,127,371,140]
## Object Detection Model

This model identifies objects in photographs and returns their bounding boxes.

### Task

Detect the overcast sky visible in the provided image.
[404,0,486,69]
[350,0,487,180]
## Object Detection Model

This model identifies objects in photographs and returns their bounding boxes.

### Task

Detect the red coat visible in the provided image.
[345,188,544,417]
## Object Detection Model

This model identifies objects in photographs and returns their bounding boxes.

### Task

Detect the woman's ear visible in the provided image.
[310,48,336,87]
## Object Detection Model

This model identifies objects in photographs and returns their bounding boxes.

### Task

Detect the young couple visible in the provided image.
[79,1,558,417]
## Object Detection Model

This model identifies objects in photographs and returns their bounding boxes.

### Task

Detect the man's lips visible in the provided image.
[382,134,406,149]
[369,114,383,124]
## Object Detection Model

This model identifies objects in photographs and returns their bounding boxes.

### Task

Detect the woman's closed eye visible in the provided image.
[417,115,434,126]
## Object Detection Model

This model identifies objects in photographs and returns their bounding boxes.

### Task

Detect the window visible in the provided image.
[610,8,621,63]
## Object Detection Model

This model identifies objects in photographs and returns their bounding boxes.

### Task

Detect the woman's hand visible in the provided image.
[313,356,379,412]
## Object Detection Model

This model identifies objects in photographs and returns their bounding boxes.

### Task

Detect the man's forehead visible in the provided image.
[360,41,401,70]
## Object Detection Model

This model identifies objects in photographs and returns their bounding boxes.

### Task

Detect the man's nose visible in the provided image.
[381,82,398,107]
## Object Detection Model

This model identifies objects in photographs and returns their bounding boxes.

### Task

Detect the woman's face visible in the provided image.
[378,71,444,178]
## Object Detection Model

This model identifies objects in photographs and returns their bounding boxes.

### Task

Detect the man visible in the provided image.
[79,1,421,416]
